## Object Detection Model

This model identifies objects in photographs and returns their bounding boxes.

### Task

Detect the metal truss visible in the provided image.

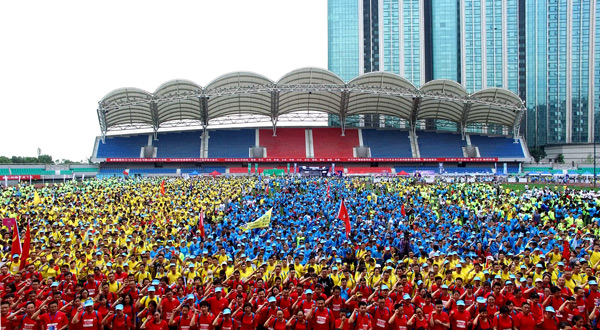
[98,78,526,140]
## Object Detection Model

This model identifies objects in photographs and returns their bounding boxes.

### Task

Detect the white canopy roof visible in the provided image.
[98,67,525,135]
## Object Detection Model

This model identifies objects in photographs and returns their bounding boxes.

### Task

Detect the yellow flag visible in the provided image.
[242,208,272,231]
[371,192,378,204]
[33,191,41,205]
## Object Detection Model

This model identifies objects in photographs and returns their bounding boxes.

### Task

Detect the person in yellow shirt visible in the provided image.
[136,286,161,309]
[107,272,122,293]
[166,263,182,284]
[6,254,21,274]
[589,245,600,267]
[292,256,305,277]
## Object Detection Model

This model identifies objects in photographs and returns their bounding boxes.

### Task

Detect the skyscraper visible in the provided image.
[525,0,596,146]
[327,0,598,147]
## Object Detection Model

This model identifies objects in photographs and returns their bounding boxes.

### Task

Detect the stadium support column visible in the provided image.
[270,90,280,136]
[339,90,350,136]
[459,101,472,141]
[150,102,159,140]
[409,96,421,136]
[513,104,525,142]
[200,95,209,158]
[97,105,107,143]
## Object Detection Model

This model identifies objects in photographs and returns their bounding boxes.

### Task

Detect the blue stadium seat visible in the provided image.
[96,135,148,158]
[154,131,201,158]
[506,165,520,174]
[469,135,525,158]
[207,130,255,158]
[98,168,125,175]
[417,132,464,157]
[361,130,412,157]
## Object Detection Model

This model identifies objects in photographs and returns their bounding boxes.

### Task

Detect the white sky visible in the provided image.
[0,0,327,162]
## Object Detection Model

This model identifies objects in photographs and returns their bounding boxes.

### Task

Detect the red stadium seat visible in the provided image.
[259,128,306,158]
[312,128,359,158]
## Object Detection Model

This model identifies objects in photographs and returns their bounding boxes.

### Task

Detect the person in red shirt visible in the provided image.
[294,290,315,316]
[369,296,390,330]
[265,310,287,330]
[559,297,582,325]
[212,308,238,330]
[233,302,256,330]
[388,304,408,330]
[159,289,179,322]
[192,301,215,330]
[348,302,372,330]
[140,311,168,330]
[169,304,193,330]
[39,300,69,330]
[472,308,492,330]
[428,300,449,330]
[1,300,14,330]
[277,287,294,316]
[308,296,334,330]
[101,305,132,330]
[326,286,345,320]
[205,287,229,316]
[449,300,471,330]
[71,299,101,330]
[289,310,311,330]
[514,302,536,330]
[492,306,514,330]
[7,302,42,330]
[407,307,428,330]
[571,315,586,330]
[82,275,100,298]
[538,306,559,330]
[585,280,600,313]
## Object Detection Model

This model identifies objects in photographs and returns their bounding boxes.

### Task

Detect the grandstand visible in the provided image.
[85,68,530,177]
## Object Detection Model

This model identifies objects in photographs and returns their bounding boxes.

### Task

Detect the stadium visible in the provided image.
[88,67,529,178]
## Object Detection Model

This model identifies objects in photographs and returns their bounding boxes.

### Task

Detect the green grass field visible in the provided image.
[501,182,600,192]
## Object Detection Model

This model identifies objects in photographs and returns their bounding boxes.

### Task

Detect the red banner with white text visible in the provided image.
[104,157,498,163]
[1,175,41,180]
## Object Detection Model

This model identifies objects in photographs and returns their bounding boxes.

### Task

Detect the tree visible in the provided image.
[37,154,53,164]
[56,159,76,164]
[530,148,547,163]
[0,156,9,164]
[556,153,565,164]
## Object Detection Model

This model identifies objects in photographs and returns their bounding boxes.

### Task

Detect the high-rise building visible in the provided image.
[525,0,596,146]
[327,0,360,82]
[327,0,598,147]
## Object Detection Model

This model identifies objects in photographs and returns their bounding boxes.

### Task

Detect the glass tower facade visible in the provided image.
[327,0,360,82]
[327,0,597,146]
[431,1,461,81]
[525,0,595,146]
[462,0,520,93]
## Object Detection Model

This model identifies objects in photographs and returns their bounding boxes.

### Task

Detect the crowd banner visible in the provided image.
[242,208,272,231]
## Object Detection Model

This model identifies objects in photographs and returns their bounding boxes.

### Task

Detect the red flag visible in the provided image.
[160,180,165,196]
[326,185,331,199]
[401,204,406,217]
[11,223,21,258]
[337,199,351,238]
[122,170,129,176]
[20,220,30,270]
[199,210,205,238]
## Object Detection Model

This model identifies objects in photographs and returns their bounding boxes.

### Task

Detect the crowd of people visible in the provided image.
[0,176,598,330]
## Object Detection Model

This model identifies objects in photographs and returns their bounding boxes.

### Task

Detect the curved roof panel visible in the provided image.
[417,80,468,123]
[97,68,524,134]
[277,67,345,86]
[467,88,523,127]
